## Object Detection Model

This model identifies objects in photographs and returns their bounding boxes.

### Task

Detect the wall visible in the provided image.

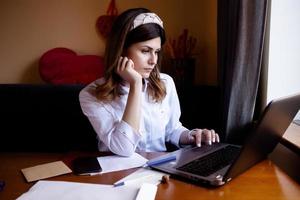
[0,0,217,85]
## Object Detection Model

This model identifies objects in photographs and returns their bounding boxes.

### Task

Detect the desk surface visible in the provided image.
[1,151,300,200]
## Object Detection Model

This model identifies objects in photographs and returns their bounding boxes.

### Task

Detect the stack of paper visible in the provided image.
[17,181,158,200]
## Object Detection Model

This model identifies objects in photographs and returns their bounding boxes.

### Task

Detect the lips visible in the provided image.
[144,68,153,72]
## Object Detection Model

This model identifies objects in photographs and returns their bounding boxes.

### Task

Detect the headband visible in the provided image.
[131,12,164,30]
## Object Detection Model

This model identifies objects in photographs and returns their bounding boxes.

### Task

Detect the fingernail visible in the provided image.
[197,143,201,147]
[209,141,212,145]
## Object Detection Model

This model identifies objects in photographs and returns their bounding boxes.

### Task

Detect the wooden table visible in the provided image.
[0,151,300,200]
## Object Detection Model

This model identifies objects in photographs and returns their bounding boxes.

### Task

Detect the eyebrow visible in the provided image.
[141,45,161,51]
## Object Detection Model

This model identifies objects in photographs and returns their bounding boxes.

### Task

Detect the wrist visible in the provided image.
[179,130,194,145]
[129,79,142,89]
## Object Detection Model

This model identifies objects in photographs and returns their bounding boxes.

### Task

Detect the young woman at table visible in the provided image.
[79,8,220,156]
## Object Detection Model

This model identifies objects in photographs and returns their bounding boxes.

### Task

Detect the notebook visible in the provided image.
[150,93,300,186]
[21,161,72,182]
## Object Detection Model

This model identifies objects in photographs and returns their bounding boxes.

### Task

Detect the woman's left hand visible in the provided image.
[180,128,220,147]
[190,129,220,147]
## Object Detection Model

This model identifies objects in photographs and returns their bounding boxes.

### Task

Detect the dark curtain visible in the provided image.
[217,0,269,144]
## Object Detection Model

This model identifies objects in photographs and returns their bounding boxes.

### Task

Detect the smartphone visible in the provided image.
[72,156,102,175]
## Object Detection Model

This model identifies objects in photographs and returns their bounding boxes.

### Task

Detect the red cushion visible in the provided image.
[39,47,104,84]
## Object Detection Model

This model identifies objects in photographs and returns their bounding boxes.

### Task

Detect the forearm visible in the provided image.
[122,82,142,132]
[108,121,141,156]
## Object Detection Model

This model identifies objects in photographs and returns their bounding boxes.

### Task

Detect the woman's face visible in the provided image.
[125,37,161,78]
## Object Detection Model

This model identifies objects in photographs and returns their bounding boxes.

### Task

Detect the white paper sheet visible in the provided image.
[17,181,139,200]
[97,152,148,174]
[114,168,167,187]
[135,183,157,200]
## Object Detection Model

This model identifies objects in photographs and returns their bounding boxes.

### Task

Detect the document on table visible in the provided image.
[16,180,139,200]
[97,152,148,174]
[114,168,168,188]
[136,183,157,200]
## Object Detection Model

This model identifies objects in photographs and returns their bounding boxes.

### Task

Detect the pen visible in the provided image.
[114,174,154,187]
[144,154,176,167]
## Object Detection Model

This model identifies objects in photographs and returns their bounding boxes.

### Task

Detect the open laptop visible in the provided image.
[150,93,300,186]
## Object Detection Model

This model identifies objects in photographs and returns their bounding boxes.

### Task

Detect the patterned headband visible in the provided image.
[131,12,164,30]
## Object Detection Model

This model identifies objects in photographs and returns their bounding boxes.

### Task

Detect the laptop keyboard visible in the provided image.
[177,145,241,177]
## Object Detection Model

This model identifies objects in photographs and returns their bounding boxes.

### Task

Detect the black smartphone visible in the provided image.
[72,156,102,175]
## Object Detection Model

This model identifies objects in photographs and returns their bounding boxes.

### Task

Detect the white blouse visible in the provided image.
[79,73,188,156]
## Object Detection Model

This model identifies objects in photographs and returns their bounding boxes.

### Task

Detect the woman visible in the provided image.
[79,8,219,156]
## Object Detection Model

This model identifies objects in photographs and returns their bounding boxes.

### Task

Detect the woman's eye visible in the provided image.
[141,49,150,53]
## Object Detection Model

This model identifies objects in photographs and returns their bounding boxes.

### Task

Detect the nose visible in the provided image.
[148,52,157,66]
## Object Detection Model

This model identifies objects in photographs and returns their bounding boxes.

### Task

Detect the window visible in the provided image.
[265,0,300,148]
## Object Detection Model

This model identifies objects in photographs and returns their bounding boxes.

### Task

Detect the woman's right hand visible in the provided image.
[116,56,142,85]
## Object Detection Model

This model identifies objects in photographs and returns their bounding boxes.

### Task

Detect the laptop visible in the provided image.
[150,93,300,186]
